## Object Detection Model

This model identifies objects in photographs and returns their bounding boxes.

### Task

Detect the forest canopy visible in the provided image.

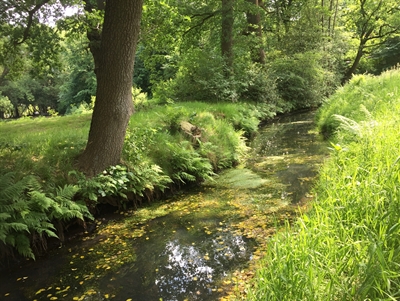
[0,0,398,119]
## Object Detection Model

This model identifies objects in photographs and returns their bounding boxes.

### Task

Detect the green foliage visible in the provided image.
[157,49,235,102]
[156,141,215,184]
[371,36,400,74]
[341,0,400,78]
[248,67,400,301]
[192,112,249,170]
[161,106,190,133]
[72,164,172,208]
[0,172,92,259]
[316,69,400,138]
[152,48,283,106]
[58,36,96,114]
[1,73,60,116]
[132,87,150,111]
[271,52,338,110]
[0,93,13,117]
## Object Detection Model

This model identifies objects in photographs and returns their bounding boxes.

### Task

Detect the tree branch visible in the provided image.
[14,0,52,46]
[182,10,219,36]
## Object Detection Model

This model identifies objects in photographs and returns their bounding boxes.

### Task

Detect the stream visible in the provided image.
[0,110,328,301]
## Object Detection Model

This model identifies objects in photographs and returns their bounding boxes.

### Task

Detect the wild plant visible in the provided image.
[71,164,172,209]
[0,172,91,259]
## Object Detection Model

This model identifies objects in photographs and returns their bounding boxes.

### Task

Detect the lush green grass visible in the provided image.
[0,114,91,186]
[247,68,400,300]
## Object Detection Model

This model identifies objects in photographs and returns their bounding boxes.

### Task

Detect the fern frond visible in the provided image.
[14,234,34,259]
[333,114,362,137]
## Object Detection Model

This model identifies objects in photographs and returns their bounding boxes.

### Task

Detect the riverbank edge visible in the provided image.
[0,101,295,262]
[246,69,400,300]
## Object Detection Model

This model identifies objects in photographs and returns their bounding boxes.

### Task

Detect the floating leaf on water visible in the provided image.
[35,289,46,295]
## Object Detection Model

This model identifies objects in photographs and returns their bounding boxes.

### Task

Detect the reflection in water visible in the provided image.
[157,241,214,297]
[156,232,250,300]
[94,212,254,301]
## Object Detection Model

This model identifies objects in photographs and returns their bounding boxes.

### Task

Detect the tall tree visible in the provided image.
[221,0,235,70]
[342,0,400,82]
[246,0,265,64]
[78,0,143,175]
[2,0,144,174]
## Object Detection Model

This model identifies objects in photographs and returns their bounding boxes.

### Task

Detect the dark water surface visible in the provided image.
[0,110,327,301]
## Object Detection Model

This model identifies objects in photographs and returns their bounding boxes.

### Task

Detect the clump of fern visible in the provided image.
[0,172,92,259]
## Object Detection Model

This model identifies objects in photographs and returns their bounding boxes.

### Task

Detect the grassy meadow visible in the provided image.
[247,68,400,300]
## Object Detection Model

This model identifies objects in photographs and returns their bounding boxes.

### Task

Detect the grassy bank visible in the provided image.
[0,101,275,259]
[247,68,400,300]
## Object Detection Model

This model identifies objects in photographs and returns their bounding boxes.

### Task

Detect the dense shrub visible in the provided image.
[152,48,282,106]
[271,52,338,110]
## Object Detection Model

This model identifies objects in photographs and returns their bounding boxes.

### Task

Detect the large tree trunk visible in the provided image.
[246,0,265,64]
[79,0,143,176]
[221,0,235,71]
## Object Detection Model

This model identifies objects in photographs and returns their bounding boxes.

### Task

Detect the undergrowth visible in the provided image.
[247,68,400,300]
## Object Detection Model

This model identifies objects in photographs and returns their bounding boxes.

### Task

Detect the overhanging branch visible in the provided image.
[14,0,52,46]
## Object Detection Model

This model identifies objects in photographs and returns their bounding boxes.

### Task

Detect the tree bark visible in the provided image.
[221,0,234,71]
[79,0,143,176]
[343,42,365,84]
[246,0,265,64]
